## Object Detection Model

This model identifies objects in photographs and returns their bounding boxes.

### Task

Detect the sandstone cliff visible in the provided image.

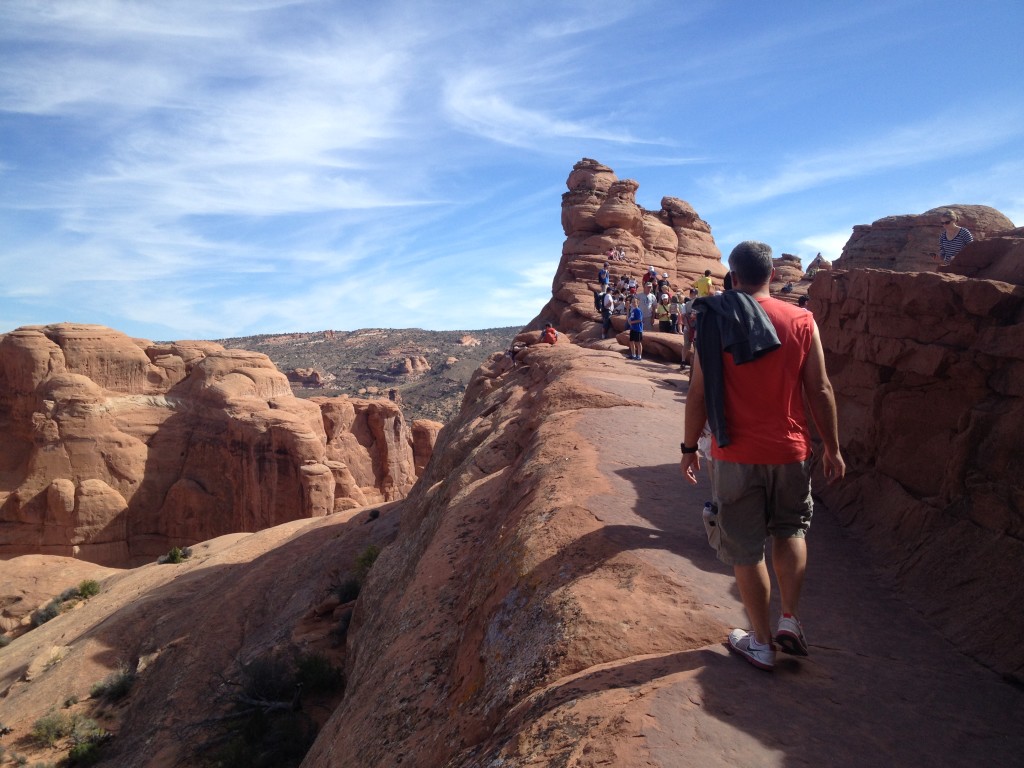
[809,267,1024,677]
[0,324,432,565]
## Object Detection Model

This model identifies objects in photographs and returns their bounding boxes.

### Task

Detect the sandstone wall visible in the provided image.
[0,324,431,565]
[533,157,724,338]
[810,269,1024,678]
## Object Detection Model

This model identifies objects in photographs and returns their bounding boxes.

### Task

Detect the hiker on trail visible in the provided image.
[541,323,558,345]
[643,283,658,330]
[598,262,610,288]
[680,297,695,368]
[694,269,714,297]
[669,293,682,334]
[600,287,614,338]
[679,240,845,672]
[654,294,673,332]
[932,209,974,267]
[627,296,644,360]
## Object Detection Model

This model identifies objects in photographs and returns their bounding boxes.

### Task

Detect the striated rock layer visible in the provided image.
[532,158,725,339]
[809,268,1024,679]
[0,323,432,565]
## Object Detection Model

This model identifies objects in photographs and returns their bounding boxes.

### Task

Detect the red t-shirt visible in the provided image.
[711,297,814,464]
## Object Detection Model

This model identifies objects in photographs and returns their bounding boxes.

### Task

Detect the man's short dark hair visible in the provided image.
[728,241,774,286]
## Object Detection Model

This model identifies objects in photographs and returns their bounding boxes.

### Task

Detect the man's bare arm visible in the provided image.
[680,352,707,485]
[801,323,845,483]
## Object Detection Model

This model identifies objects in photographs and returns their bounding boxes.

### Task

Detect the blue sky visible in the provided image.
[1,0,1021,340]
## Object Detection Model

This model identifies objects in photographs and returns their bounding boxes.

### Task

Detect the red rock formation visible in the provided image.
[390,355,431,375]
[810,268,1024,679]
[534,158,724,341]
[286,366,326,388]
[314,396,422,508]
[834,205,1014,272]
[0,324,434,565]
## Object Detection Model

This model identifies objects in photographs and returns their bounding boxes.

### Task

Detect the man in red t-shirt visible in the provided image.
[679,240,844,671]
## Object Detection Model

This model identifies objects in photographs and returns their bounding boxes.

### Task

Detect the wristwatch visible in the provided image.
[680,442,699,454]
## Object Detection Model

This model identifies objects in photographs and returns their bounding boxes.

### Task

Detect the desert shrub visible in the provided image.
[58,586,81,603]
[31,600,62,627]
[329,608,353,647]
[354,544,381,582]
[331,576,361,604]
[158,545,193,564]
[64,694,80,708]
[213,710,315,768]
[77,580,101,599]
[90,662,135,702]
[240,657,295,703]
[31,711,75,747]
[295,652,343,695]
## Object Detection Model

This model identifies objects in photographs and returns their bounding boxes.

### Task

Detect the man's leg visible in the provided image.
[772,535,807,617]
[734,561,772,646]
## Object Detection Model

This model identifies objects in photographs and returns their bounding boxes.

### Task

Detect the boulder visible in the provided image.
[834,205,1014,273]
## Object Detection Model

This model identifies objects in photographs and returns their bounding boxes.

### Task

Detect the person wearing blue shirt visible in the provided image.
[628,296,644,360]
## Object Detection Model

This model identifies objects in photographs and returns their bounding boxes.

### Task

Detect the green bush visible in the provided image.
[31,600,62,627]
[31,711,74,747]
[158,545,193,564]
[331,577,361,604]
[354,544,381,583]
[77,580,101,599]
[295,652,343,695]
[240,657,295,703]
[90,663,135,702]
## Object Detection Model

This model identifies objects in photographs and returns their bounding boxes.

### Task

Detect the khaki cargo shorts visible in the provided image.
[708,458,814,566]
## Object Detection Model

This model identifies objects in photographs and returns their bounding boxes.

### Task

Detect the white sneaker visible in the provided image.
[775,615,809,656]
[727,628,775,670]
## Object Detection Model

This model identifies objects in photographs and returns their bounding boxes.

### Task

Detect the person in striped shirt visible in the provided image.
[934,209,974,266]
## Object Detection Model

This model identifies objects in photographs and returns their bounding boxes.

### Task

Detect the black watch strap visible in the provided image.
[680,442,699,454]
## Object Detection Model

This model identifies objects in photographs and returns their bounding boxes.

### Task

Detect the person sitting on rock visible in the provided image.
[613,291,626,315]
[628,296,645,360]
[781,281,794,293]
[541,323,558,345]
[933,209,975,267]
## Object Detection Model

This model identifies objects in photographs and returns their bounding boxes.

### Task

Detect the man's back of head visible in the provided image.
[728,241,774,289]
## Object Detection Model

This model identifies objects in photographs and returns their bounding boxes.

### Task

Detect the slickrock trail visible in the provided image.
[531,341,1024,768]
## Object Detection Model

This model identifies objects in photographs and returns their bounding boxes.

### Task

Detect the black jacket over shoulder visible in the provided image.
[693,292,780,448]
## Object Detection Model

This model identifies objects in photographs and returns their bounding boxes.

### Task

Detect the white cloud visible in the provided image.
[701,110,1024,210]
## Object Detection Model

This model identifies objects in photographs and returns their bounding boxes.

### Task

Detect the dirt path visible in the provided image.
[567,346,1024,767]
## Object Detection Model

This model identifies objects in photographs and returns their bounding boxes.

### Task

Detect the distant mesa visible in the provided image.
[0,323,437,565]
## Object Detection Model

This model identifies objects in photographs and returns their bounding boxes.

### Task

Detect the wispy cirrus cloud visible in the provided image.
[699,110,1024,210]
